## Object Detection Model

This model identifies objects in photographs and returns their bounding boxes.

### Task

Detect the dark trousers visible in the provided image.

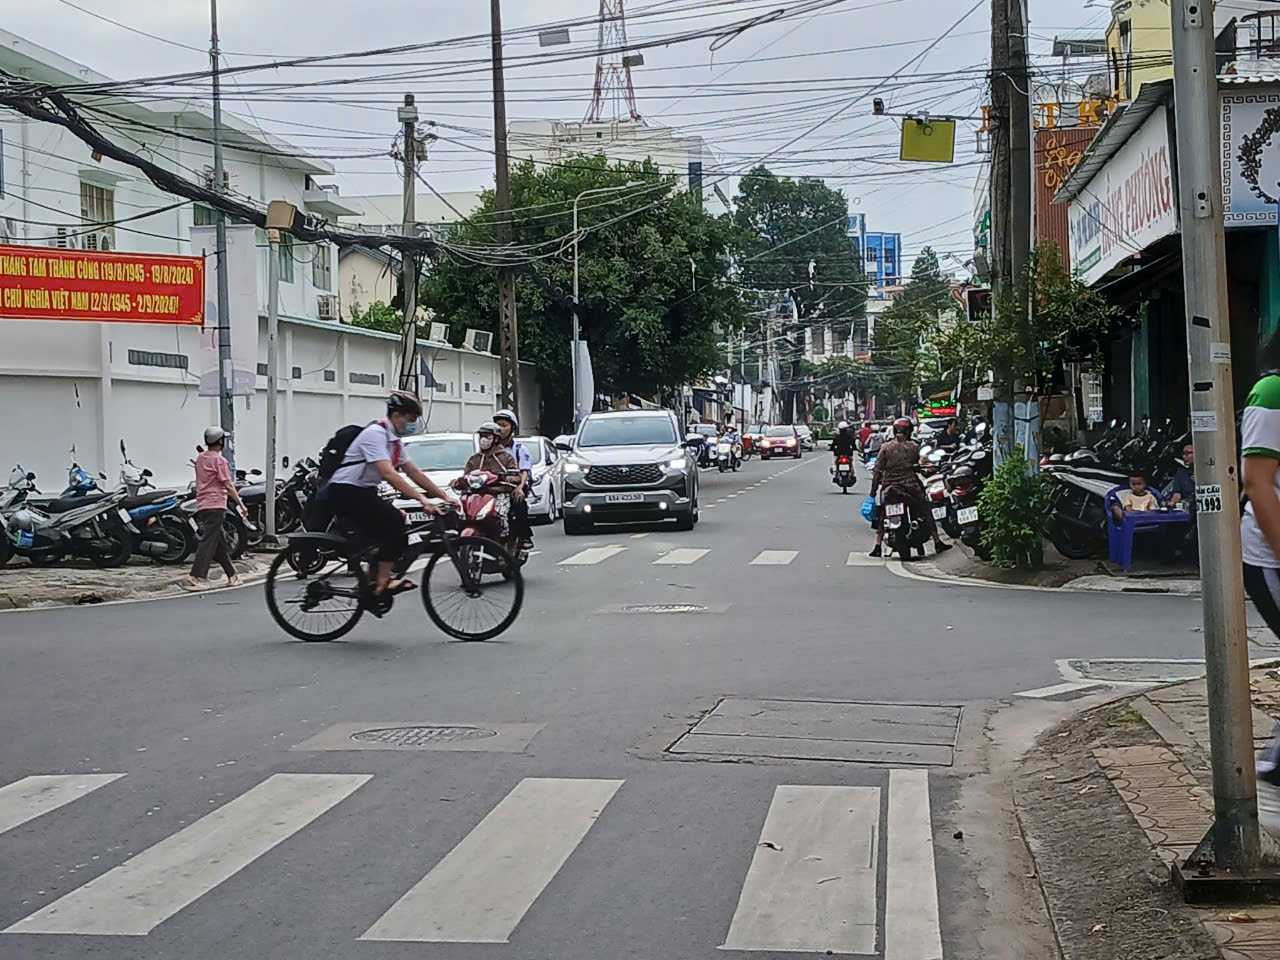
[326,483,408,562]
[513,493,532,542]
[191,509,236,580]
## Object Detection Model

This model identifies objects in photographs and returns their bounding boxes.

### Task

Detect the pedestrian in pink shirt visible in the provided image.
[185,426,248,590]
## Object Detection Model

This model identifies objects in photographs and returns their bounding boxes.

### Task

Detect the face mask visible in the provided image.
[395,418,422,437]
[479,436,494,450]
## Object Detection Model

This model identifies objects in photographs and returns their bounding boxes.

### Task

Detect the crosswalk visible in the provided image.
[555,543,888,569]
[0,769,944,956]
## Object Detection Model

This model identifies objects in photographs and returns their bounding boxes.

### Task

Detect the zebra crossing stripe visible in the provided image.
[558,545,626,566]
[654,548,710,565]
[721,785,880,954]
[884,770,943,960]
[4,773,371,937]
[360,777,623,943]
[750,550,798,566]
[0,774,125,836]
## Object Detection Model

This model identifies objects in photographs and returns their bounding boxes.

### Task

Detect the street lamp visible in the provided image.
[572,181,643,427]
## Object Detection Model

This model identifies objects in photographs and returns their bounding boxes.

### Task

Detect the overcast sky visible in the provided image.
[8,0,1112,272]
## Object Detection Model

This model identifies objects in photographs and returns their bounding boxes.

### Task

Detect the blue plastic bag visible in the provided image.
[860,495,876,523]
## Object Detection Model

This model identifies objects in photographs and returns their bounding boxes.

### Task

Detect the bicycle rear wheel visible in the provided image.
[421,535,523,641]
[265,547,365,642]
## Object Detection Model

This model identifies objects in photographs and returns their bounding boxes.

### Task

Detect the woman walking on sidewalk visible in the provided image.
[1240,335,1280,832]
[185,426,248,590]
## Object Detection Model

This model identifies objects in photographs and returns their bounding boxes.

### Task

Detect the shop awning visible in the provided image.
[1095,251,1182,306]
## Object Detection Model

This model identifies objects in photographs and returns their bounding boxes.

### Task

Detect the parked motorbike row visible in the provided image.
[1041,417,1190,559]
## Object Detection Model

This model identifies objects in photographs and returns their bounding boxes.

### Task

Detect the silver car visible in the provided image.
[517,436,563,524]
[389,432,478,519]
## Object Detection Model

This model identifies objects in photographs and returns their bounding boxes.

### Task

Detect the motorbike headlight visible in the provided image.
[563,461,583,474]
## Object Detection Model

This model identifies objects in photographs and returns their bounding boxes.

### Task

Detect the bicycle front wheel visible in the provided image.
[265,548,365,642]
[421,536,523,641]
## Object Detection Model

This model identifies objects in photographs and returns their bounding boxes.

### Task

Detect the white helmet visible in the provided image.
[837,421,849,430]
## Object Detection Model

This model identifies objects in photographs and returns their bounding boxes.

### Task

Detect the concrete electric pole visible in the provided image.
[397,93,420,393]
[209,0,235,467]
[490,0,520,417]
[1169,0,1260,877]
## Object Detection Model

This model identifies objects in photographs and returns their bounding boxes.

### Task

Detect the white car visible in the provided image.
[518,435,563,524]
[388,432,478,518]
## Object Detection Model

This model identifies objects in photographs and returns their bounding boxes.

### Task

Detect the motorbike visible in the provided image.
[1,465,139,568]
[831,454,855,493]
[716,435,742,473]
[881,483,931,560]
[240,456,313,546]
[452,469,528,576]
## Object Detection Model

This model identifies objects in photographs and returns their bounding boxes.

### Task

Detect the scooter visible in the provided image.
[452,469,528,576]
[1,466,139,567]
[716,438,740,473]
[831,455,855,493]
[881,484,931,560]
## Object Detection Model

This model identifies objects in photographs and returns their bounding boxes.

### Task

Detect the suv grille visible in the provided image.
[586,463,663,486]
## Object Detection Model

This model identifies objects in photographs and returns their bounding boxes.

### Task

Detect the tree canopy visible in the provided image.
[420,155,748,431]
[870,248,959,405]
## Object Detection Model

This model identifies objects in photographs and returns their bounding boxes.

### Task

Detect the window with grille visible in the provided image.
[280,233,295,284]
[193,204,216,226]
[312,243,332,291]
[79,182,115,246]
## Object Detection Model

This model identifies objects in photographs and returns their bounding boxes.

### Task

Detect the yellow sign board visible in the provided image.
[899,118,956,163]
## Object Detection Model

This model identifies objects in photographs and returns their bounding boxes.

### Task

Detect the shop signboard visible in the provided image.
[1222,90,1280,225]
[1067,103,1176,285]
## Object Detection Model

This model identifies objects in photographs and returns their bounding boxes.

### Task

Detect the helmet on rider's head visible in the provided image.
[892,417,913,439]
[387,390,423,418]
[493,408,518,430]
[476,421,501,436]
[837,421,849,431]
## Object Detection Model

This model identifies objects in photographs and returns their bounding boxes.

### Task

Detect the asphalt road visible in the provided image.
[0,451,1212,960]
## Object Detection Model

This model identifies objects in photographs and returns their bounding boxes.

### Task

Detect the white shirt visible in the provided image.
[330,420,401,487]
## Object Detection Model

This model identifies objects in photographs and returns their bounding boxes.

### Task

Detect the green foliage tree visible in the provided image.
[870,248,958,407]
[732,166,868,422]
[420,155,748,431]
[348,301,402,335]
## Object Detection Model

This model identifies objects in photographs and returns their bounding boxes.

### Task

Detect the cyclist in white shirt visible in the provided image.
[327,391,455,595]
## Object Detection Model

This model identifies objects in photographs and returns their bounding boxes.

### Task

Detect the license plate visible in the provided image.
[605,492,643,504]
[884,502,905,517]
[405,511,427,523]
[932,506,947,520]
[118,508,132,524]
[189,517,199,532]
[838,464,851,472]
[958,506,979,524]
[407,532,423,546]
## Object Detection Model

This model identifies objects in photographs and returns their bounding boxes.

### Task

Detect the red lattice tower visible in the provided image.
[586,0,640,122]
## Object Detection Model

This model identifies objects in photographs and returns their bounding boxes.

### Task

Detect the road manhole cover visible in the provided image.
[351,725,498,746]
[621,603,708,614]
[667,698,962,766]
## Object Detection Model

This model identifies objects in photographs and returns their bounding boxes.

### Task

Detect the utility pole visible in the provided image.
[209,0,235,467]
[264,229,280,544]
[397,93,420,393]
[490,0,520,417]
[1170,0,1259,875]
[988,0,1032,460]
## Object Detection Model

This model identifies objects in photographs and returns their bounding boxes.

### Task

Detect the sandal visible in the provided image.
[226,575,243,587]
[377,579,416,597]
[181,577,208,591]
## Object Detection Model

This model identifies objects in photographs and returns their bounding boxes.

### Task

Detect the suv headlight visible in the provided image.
[665,457,686,472]
[563,461,583,474]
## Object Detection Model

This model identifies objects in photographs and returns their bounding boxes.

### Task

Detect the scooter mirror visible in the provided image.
[250,469,263,477]
[26,472,36,481]
[142,468,153,478]
[282,456,290,469]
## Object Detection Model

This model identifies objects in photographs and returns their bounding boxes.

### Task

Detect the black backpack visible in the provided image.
[317,424,365,481]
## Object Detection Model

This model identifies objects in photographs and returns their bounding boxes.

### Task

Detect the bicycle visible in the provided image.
[265,511,523,642]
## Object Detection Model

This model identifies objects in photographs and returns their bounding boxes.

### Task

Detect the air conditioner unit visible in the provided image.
[464,328,493,353]
[82,231,112,252]
[317,294,338,320]
[50,227,77,249]
[429,322,450,343]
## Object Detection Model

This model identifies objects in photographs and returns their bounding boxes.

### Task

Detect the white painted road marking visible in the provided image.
[1014,680,1104,699]
[654,548,710,565]
[558,545,626,566]
[750,550,798,566]
[5,773,371,937]
[721,785,880,954]
[885,770,942,960]
[847,552,886,566]
[361,777,623,943]
[0,774,125,836]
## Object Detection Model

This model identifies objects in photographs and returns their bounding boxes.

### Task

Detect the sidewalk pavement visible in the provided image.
[0,554,270,609]
[1016,667,1280,960]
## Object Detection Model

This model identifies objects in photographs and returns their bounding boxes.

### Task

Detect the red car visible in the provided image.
[758,425,802,460]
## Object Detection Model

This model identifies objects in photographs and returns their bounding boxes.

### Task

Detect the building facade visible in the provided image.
[846,214,902,290]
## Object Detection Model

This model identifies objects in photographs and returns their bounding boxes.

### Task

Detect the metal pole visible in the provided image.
[1171,0,1259,873]
[265,231,280,543]
[491,0,519,417]
[397,93,419,392]
[573,193,581,431]
[210,0,235,468]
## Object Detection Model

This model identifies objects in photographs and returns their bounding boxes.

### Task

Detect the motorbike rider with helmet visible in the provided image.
[492,408,535,550]
[868,417,952,559]
[454,421,521,541]
[830,421,858,458]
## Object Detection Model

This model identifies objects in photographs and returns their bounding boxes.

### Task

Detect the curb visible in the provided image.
[884,555,1202,596]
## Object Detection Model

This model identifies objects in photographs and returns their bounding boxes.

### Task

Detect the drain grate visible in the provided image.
[351,725,498,746]
[620,603,708,614]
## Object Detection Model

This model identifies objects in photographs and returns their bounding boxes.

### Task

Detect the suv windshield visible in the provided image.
[578,416,677,448]
[692,424,718,437]
[405,437,474,471]
[766,426,796,437]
